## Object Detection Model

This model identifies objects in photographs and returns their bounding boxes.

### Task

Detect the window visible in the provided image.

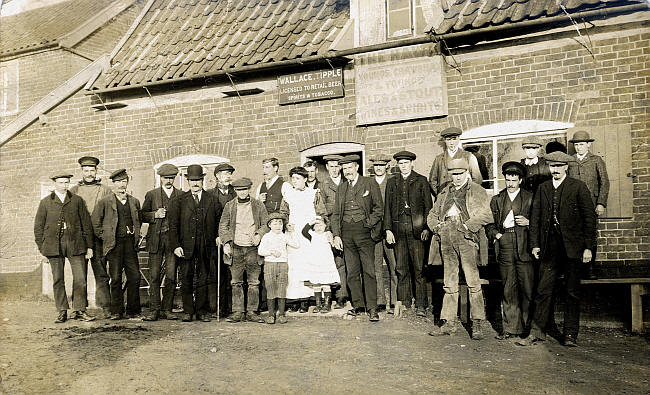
[0,62,19,115]
[386,0,425,40]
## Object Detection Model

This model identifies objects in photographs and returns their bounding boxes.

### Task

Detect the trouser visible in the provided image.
[209,246,232,315]
[148,233,177,312]
[530,231,582,340]
[107,236,140,315]
[374,240,397,306]
[334,251,347,300]
[48,233,88,312]
[341,220,377,311]
[497,232,534,335]
[439,221,486,321]
[394,223,427,308]
[180,245,209,316]
[229,245,261,313]
[90,235,110,309]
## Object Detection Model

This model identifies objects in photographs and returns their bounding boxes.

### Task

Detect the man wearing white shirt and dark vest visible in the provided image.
[35,173,95,323]
[142,164,182,321]
[519,136,551,195]
[92,169,142,320]
[428,127,483,197]
[303,160,320,189]
[486,162,534,340]
[256,157,289,214]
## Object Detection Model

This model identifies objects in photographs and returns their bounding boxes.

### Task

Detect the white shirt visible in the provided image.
[374,175,385,185]
[331,176,341,186]
[524,157,538,166]
[507,189,520,201]
[115,193,128,205]
[401,171,412,180]
[503,189,520,228]
[447,147,459,157]
[576,153,587,161]
[255,175,290,198]
[54,190,66,203]
[552,174,567,189]
[163,186,174,198]
[348,174,359,187]
[307,179,318,189]
[192,190,203,202]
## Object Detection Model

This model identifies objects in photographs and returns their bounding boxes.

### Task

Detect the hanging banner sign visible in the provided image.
[278,68,344,105]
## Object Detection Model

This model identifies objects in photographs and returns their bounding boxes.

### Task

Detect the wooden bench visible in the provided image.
[581,278,650,334]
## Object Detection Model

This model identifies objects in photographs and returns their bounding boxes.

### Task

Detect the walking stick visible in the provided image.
[217,243,221,322]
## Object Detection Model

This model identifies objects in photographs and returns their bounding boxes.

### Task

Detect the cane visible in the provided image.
[217,243,221,322]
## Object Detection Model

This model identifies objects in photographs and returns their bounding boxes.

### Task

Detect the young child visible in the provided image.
[301,216,340,313]
[257,212,299,324]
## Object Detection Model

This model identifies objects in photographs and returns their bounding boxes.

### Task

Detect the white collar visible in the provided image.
[401,171,412,180]
[192,190,203,200]
[331,176,341,186]
[162,186,174,197]
[507,189,520,201]
[525,157,538,165]
[454,177,469,190]
[54,190,67,203]
[115,192,128,204]
[552,175,567,189]
[307,179,317,188]
[576,152,588,161]
[348,174,359,187]
[374,174,386,184]
[447,147,459,157]
[265,175,279,187]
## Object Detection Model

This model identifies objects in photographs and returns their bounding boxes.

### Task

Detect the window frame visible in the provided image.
[385,0,425,41]
[0,62,19,116]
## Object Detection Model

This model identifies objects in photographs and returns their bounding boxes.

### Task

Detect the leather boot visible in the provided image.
[313,292,322,313]
[321,292,332,313]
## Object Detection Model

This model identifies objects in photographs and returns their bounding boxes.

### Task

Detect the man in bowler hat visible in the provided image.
[568,130,609,217]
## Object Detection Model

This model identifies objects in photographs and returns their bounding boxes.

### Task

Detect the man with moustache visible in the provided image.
[168,164,223,322]
[331,155,383,322]
[35,173,95,323]
[303,160,320,189]
[319,154,348,308]
[208,163,237,318]
[486,162,534,340]
[520,136,551,195]
[370,155,398,313]
[518,152,596,347]
[428,127,483,197]
[92,169,142,320]
[142,164,182,321]
[70,156,112,318]
[384,151,432,317]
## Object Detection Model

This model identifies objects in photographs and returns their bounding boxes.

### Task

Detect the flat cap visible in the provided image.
[323,154,344,162]
[545,151,575,164]
[78,156,100,167]
[339,154,361,164]
[50,173,73,181]
[569,130,594,143]
[447,158,469,173]
[232,177,253,189]
[214,163,235,174]
[157,163,179,177]
[109,168,128,181]
[440,127,462,138]
[369,154,391,165]
[267,212,287,226]
[521,135,543,148]
[501,161,527,177]
[393,150,416,161]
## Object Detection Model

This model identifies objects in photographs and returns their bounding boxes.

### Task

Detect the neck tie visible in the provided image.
[193,193,199,205]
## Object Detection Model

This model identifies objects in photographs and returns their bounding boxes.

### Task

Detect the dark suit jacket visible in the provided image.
[34,191,93,257]
[383,171,432,239]
[141,187,182,253]
[486,188,534,262]
[530,177,596,260]
[331,175,384,242]
[168,190,222,260]
[92,194,141,256]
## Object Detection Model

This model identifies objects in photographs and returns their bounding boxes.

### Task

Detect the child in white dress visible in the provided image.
[301,216,340,313]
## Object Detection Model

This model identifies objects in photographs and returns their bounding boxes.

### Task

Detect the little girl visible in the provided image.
[257,212,299,324]
[301,216,340,313]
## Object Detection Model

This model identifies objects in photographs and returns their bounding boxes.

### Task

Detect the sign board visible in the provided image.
[355,44,447,125]
[278,68,344,105]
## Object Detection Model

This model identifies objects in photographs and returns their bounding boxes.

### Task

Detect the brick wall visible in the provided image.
[0,25,648,290]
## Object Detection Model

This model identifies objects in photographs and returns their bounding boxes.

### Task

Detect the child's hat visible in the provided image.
[267,212,287,226]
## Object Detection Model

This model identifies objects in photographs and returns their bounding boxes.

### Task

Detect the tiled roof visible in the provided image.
[101,0,349,89]
[0,0,117,56]
[436,0,640,34]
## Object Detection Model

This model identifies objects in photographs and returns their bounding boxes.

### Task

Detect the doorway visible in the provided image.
[301,142,366,182]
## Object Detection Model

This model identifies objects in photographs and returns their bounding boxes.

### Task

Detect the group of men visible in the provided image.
[34,125,608,346]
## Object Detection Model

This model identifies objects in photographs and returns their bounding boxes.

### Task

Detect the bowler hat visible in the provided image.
[78,156,100,167]
[440,127,462,138]
[339,154,360,164]
[214,163,235,175]
[185,164,205,180]
[157,163,179,177]
[50,173,73,181]
[447,158,469,174]
[393,151,416,161]
[232,177,253,189]
[521,136,543,148]
[109,169,128,181]
[545,151,575,164]
[369,154,391,165]
[267,212,287,226]
[501,161,527,177]
[569,130,594,143]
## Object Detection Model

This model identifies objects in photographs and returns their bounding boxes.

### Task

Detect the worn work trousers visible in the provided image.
[497,232,534,335]
[148,233,177,312]
[439,221,486,321]
[341,220,377,311]
[90,235,110,309]
[394,222,427,308]
[374,239,397,307]
[48,233,88,312]
[107,236,140,315]
[180,245,209,316]
[531,231,582,340]
[229,245,261,313]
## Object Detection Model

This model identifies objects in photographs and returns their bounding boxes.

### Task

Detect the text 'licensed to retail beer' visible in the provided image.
[278,68,344,105]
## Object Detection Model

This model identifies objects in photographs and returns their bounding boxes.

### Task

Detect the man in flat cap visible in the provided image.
[92,169,142,320]
[428,127,483,197]
[70,156,112,318]
[384,151,432,317]
[518,151,596,347]
[370,154,398,313]
[486,162,534,340]
[35,173,95,323]
[320,154,348,308]
[168,165,223,322]
[256,157,290,214]
[219,177,269,323]
[520,136,552,195]
[208,162,237,318]
[331,155,383,321]
[142,164,182,321]
[568,130,609,217]
[303,160,320,189]
[427,158,492,340]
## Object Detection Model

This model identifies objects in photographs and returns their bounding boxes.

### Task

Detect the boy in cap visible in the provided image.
[35,173,95,323]
[219,177,269,323]
[519,136,551,195]
[92,169,142,320]
[142,164,182,321]
[486,162,534,340]
[384,151,432,317]
[427,158,492,340]
[70,156,112,318]
[428,127,483,197]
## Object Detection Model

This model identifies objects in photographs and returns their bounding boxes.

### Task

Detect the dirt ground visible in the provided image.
[0,299,648,394]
